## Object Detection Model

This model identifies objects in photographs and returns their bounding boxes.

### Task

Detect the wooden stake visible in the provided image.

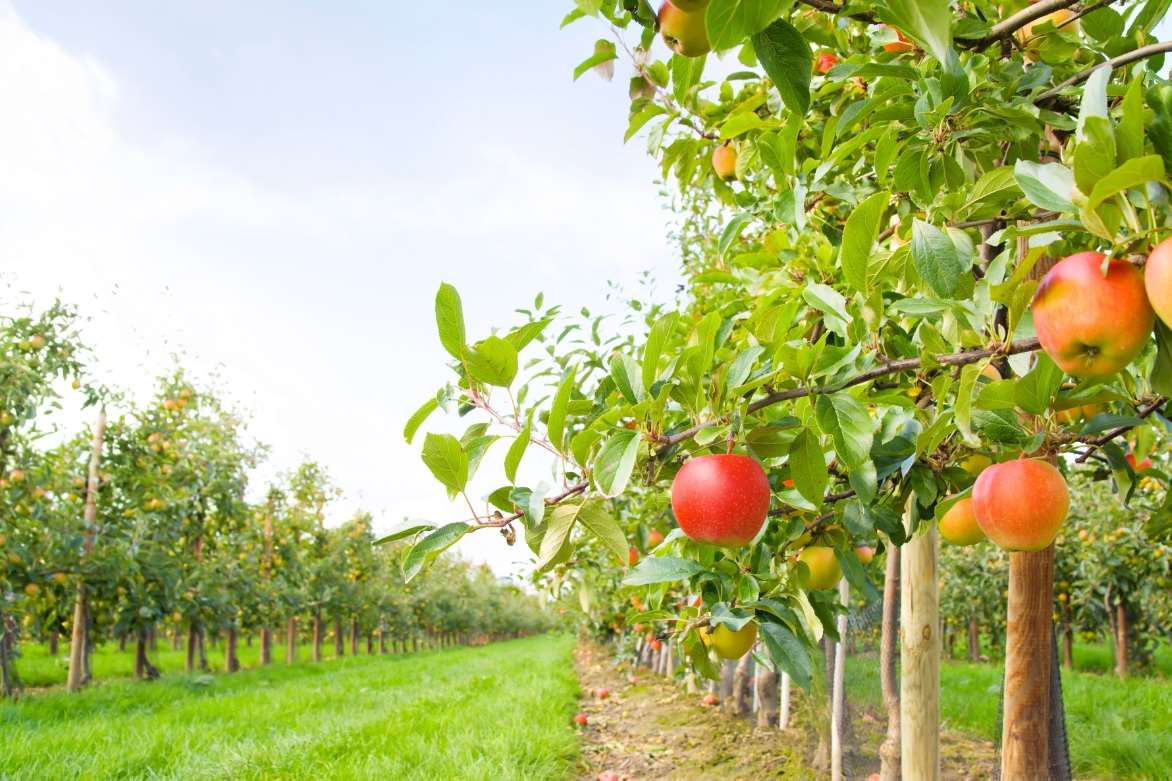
[67,411,105,692]
[1000,545,1055,779]
[779,672,791,728]
[900,521,940,780]
[831,578,849,781]
[879,544,901,781]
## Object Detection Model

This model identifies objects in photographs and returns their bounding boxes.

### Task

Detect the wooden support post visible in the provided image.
[900,522,940,781]
[832,578,849,781]
[879,544,901,781]
[779,672,791,728]
[1000,545,1055,780]
[67,411,105,692]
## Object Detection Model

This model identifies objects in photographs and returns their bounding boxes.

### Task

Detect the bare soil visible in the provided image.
[573,642,997,781]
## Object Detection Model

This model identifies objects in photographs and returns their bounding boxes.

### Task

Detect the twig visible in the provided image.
[1072,397,1167,463]
[796,0,876,23]
[968,0,1085,49]
[472,483,588,528]
[1036,41,1172,102]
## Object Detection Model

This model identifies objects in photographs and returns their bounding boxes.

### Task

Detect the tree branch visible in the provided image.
[656,337,1042,453]
[1036,41,1172,103]
[1071,397,1167,463]
[969,0,1084,49]
[796,0,876,23]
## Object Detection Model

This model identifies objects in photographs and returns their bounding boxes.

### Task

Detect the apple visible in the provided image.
[711,144,738,181]
[854,545,876,564]
[702,621,757,659]
[670,0,708,8]
[1126,453,1153,471]
[27,334,46,350]
[1032,252,1154,377]
[24,583,39,597]
[597,688,609,700]
[1055,402,1105,425]
[671,454,770,547]
[980,363,1002,381]
[972,458,1069,551]
[883,28,914,53]
[797,545,842,590]
[628,546,639,567]
[702,693,719,706]
[1146,236,1172,327]
[647,529,665,548]
[599,772,621,781]
[574,713,589,727]
[938,497,985,546]
[658,1,710,57]
[815,52,839,74]
[1016,8,1078,46]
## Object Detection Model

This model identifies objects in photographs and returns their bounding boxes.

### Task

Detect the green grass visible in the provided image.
[945,638,1172,677]
[846,653,1172,781]
[1,634,580,781]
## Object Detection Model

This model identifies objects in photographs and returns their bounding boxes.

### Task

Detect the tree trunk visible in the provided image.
[780,672,792,729]
[731,653,753,715]
[67,411,106,693]
[831,579,850,781]
[1000,545,1056,780]
[260,627,272,665]
[901,522,940,781]
[756,657,779,727]
[351,618,360,656]
[1114,599,1128,678]
[135,630,159,680]
[378,629,387,655]
[334,619,345,658]
[186,623,198,673]
[312,611,323,662]
[366,632,374,655]
[225,627,240,673]
[172,628,182,651]
[968,614,980,662]
[1061,605,1074,670]
[285,617,297,663]
[48,630,59,656]
[879,544,900,781]
[0,609,22,697]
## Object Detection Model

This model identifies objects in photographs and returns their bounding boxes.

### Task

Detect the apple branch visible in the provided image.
[655,337,1043,453]
[968,0,1087,50]
[1035,41,1172,103]
[1070,396,1168,464]
[796,0,876,23]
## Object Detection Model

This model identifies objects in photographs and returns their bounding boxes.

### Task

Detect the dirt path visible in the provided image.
[573,642,996,781]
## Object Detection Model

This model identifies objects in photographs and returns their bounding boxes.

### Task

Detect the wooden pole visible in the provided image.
[900,521,940,781]
[879,544,901,781]
[779,672,791,728]
[831,578,849,781]
[67,411,105,692]
[1000,545,1055,779]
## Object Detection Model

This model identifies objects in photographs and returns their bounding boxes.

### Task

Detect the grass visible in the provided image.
[1,634,581,781]
[945,637,1172,677]
[846,650,1172,781]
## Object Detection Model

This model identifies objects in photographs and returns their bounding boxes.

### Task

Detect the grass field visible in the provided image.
[846,652,1172,781]
[1,634,580,781]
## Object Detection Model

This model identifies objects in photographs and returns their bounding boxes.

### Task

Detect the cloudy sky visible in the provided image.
[0,1,687,576]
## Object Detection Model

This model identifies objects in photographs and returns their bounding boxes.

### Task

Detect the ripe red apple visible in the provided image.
[1032,252,1154,377]
[854,545,875,564]
[711,144,737,181]
[815,52,839,74]
[671,454,770,547]
[628,546,639,567]
[598,772,621,781]
[647,529,665,548]
[702,693,718,706]
[597,687,609,700]
[1146,237,1172,327]
[797,545,842,590]
[938,497,985,546]
[658,1,710,57]
[574,713,589,727]
[972,458,1069,551]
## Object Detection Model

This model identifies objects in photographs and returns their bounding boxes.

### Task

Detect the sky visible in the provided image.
[0,1,684,578]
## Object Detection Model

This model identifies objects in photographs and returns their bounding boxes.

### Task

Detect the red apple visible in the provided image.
[628,546,639,567]
[883,28,913,53]
[1032,252,1154,377]
[816,52,839,74]
[658,1,710,57]
[647,529,665,548]
[854,545,876,564]
[938,497,985,546]
[574,713,589,726]
[1146,237,1172,328]
[671,454,770,547]
[972,458,1069,551]
[702,693,719,706]
[711,144,737,181]
[597,687,609,700]
[599,772,621,781]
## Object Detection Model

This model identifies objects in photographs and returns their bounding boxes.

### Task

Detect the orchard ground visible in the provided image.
[5,634,1170,780]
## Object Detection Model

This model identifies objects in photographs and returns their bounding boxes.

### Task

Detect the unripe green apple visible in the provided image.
[1032,252,1154,378]
[972,458,1069,551]
[658,1,710,57]
[938,497,985,546]
[702,621,757,659]
[798,545,842,590]
[1146,237,1172,328]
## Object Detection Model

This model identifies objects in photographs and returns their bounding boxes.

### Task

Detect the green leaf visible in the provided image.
[435,283,466,360]
[706,0,785,52]
[1014,160,1075,213]
[537,502,585,572]
[671,53,707,103]
[720,112,767,139]
[403,523,469,582]
[420,433,468,494]
[642,313,676,391]
[593,429,642,498]
[1087,155,1165,210]
[960,167,1020,218]
[1152,320,1172,396]
[718,213,753,260]
[726,346,765,393]
[547,366,576,451]
[759,619,812,690]
[374,519,435,546]
[403,397,439,444]
[610,354,645,404]
[623,556,705,586]
[911,218,963,298]
[750,18,812,116]
[1117,77,1146,163]
[954,363,980,446]
[505,318,552,351]
[573,39,616,81]
[834,547,878,603]
[877,0,952,65]
[1014,353,1064,415]
[814,393,873,469]
[465,336,519,387]
[709,603,754,631]
[788,428,828,506]
[577,501,630,565]
[839,191,889,293]
[504,422,530,484]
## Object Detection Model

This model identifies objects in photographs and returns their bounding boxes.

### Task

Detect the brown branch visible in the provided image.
[1036,41,1172,103]
[953,210,1058,230]
[1071,397,1167,464]
[969,0,1084,49]
[656,337,1043,453]
[796,0,876,23]
[472,483,588,529]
